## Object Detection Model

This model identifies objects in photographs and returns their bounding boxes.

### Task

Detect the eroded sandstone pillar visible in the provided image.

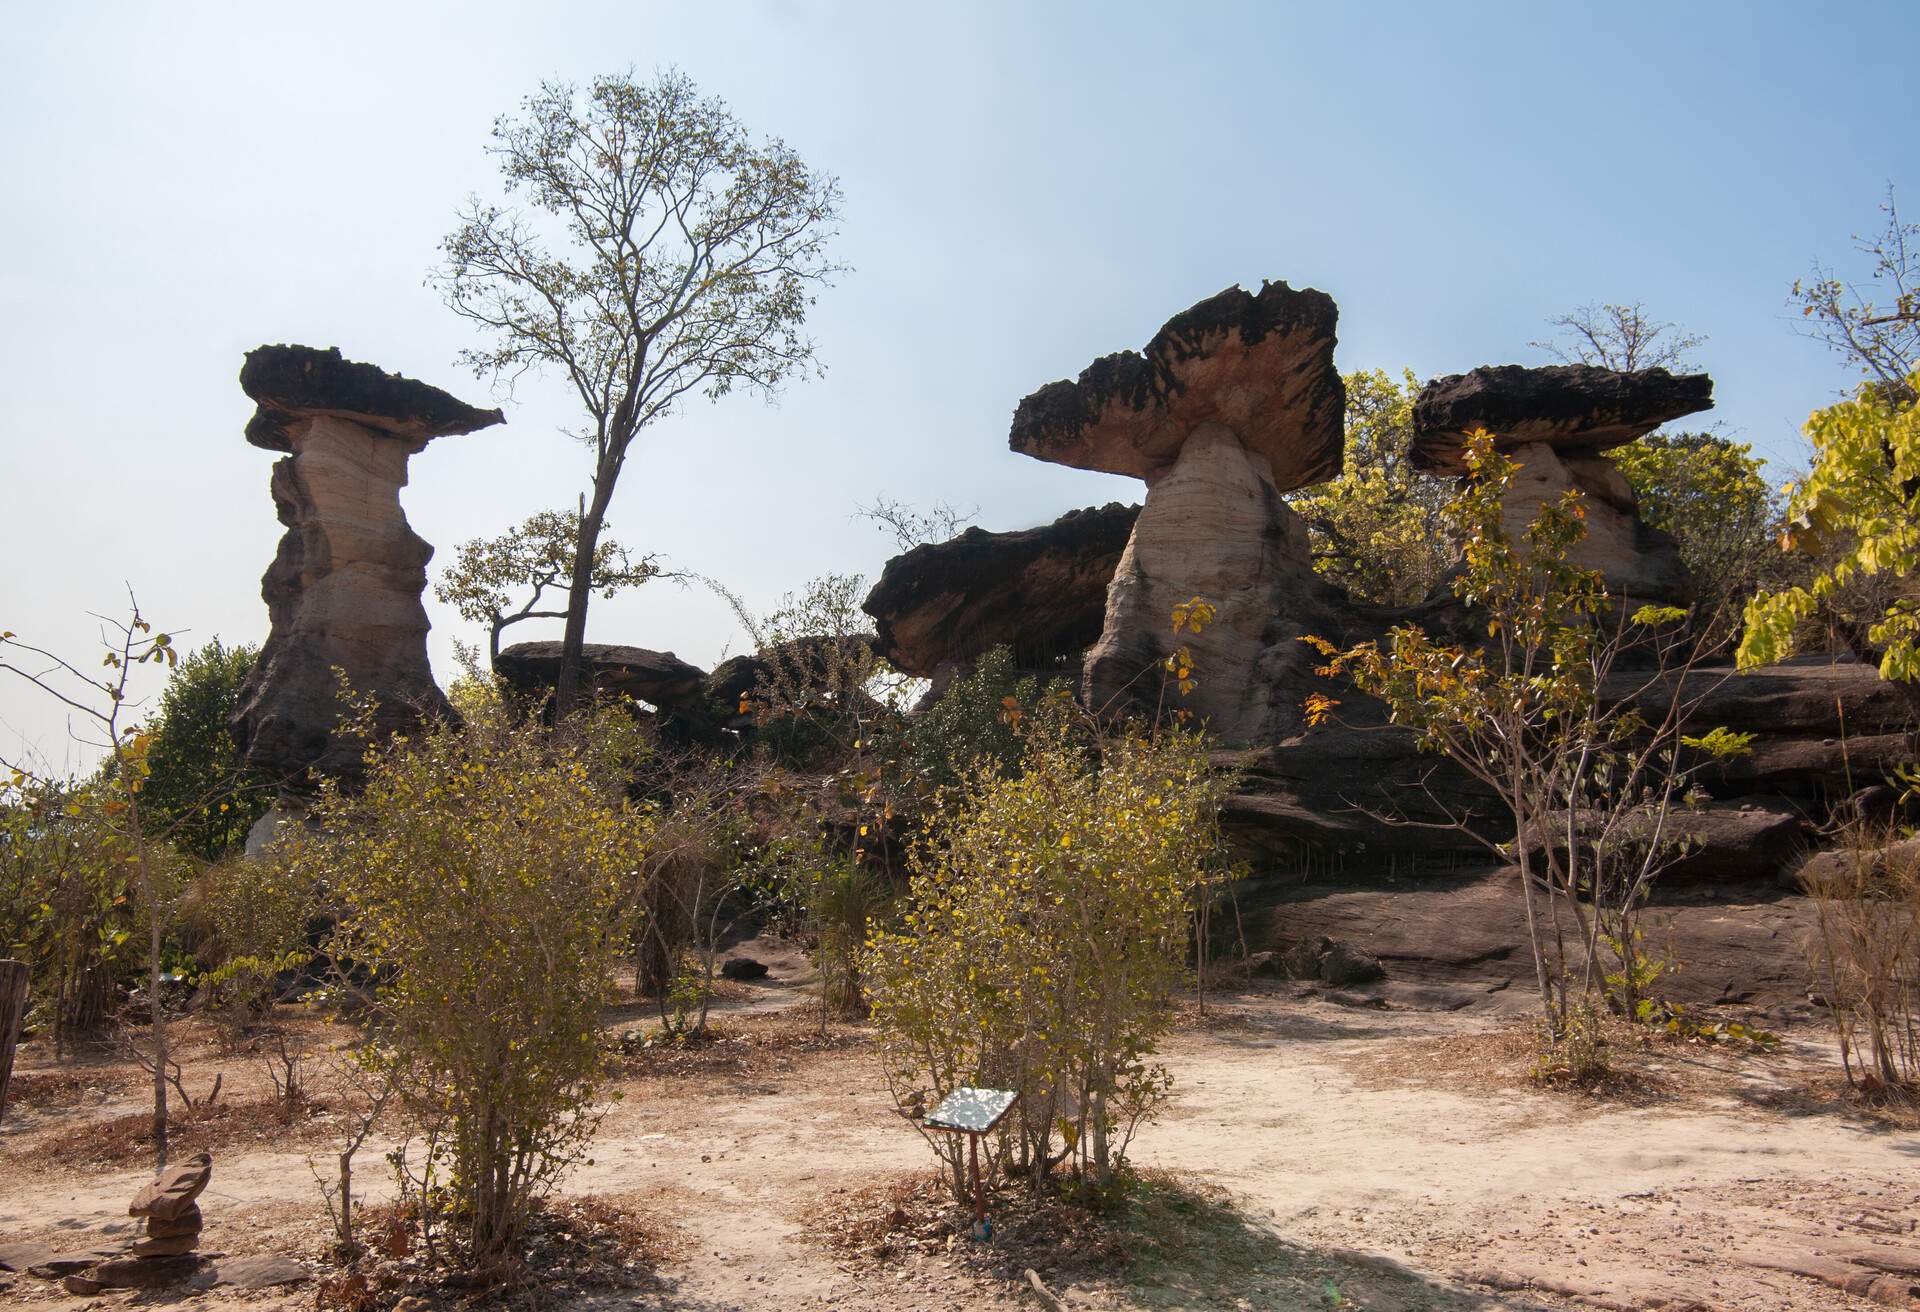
[231,345,503,795]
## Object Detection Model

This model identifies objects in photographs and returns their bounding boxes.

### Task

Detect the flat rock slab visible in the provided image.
[26,1249,122,1278]
[215,1255,312,1289]
[88,1254,205,1289]
[0,1242,53,1273]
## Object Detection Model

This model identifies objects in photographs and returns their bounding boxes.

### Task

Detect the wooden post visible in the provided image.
[969,1131,984,1228]
[0,959,28,1126]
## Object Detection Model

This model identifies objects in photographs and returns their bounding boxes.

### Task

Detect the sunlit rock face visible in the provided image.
[231,345,502,790]
[1009,280,1345,745]
[1084,425,1336,744]
[1412,363,1713,606]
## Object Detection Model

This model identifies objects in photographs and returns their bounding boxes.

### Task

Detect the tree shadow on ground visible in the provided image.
[1119,1173,1543,1311]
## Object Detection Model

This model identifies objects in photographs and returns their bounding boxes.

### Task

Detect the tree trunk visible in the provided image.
[145,854,169,1172]
[0,959,28,1126]
[555,472,619,719]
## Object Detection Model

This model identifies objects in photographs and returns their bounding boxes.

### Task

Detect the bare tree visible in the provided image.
[1794,185,1920,393]
[1531,302,1705,372]
[436,69,843,716]
[852,495,979,552]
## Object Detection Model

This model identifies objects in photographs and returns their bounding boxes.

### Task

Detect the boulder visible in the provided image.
[1280,935,1386,985]
[493,641,715,742]
[1010,281,1343,488]
[232,347,501,789]
[1011,280,1346,745]
[143,1204,203,1240]
[130,1151,212,1221]
[706,634,878,717]
[862,503,1138,677]
[494,641,704,706]
[1410,364,1713,473]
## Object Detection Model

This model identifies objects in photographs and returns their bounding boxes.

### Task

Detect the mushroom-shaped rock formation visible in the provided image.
[493,640,717,742]
[861,503,1139,679]
[1010,282,1345,745]
[1410,364,1713,474]
[1010,281,1343,486]
[1412,364,1713,605]
[232,346,503,790]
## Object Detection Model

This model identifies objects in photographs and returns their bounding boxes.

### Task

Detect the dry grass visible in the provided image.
[806,1168,1130,1287]
[1331,1012,1796,1109]
[313,1193,680,1312]
[607,1014,871,1082]
[25,1092,338,1168]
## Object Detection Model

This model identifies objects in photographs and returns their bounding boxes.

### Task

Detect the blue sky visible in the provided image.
[1,1,1912,766]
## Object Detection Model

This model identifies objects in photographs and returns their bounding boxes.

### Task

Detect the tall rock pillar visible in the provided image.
[232,345,503,797]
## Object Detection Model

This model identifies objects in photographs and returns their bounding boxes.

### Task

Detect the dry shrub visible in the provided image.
[30,1094,326,1167]
[1800,824,1920,1094]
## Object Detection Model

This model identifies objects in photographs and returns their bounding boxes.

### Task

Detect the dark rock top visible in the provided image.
[1009,281,1344,489]
[862,503,1139,676]
[1411,364,1712,473]
[240,345,505,452]
[494,641,707,707]
[705,634,878,708]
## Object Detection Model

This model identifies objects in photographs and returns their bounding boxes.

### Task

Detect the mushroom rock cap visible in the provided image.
[861,502,1140,678]
[240,345,505,452]
[1008,281,1345,488]
[1411,364,1713,474]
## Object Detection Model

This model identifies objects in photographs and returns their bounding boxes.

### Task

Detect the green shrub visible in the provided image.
[864,700,1229,1199]
[289,703,651,1262]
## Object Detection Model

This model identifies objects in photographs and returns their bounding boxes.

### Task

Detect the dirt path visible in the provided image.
[2,977,1916,1310]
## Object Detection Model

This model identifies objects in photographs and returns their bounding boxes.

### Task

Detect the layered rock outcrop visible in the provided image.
[861,503,1137,678]
[1010,281,1346,744]
[494,640,716,742]
[1412,364,1713,605]
[232,346,502,790]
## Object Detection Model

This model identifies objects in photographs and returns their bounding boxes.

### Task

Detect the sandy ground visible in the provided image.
[1,943,1916,1311]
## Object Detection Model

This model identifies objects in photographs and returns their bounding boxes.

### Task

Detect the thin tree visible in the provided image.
[1,597,180,1170]
[1793,184,1920,393]
[1531,302,1704,372]
[436,509,664,664]
[435,69,843,715]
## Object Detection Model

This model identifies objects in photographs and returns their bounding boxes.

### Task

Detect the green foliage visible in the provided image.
[0,778,141,1044]
[864,700,1232,1198]
[191,849,321,1017]
[1613,433,1782,630]
[435,69,843,716]
[889,646,1054,795]
[1739,373,1920,680]
[1289,368,1454,605]
[1310,432,1745,1041]
[436,510,661,661]
[288,702,652,1261]
[137,639,271,861]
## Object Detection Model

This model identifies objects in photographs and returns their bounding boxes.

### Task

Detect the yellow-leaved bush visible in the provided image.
[285,700,651,1262]
[862,697,1231,1200]
[1740,373,1920,681]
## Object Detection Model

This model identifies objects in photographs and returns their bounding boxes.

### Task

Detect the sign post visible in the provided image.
[922,1086,1019,1241]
